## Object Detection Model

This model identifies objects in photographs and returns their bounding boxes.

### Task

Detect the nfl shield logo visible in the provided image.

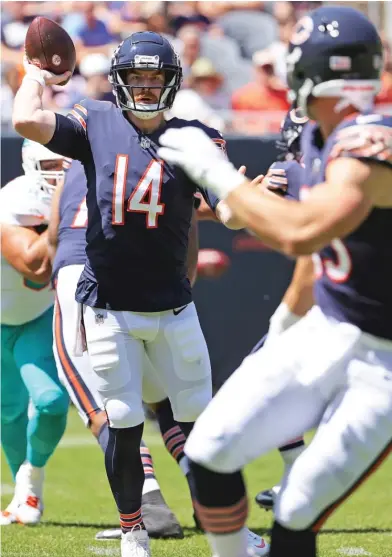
[95,313,105,325]
[140,137,151,149]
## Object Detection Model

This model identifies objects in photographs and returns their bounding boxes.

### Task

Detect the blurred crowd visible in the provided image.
[2,0,392,134]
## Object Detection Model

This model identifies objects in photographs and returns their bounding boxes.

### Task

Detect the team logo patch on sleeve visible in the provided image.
[330,124,392,163]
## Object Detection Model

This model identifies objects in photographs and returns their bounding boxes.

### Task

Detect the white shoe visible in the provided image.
[121,527,151,557]
[0,494,20,525]
[245,528,270,556]
[14,462,44,525]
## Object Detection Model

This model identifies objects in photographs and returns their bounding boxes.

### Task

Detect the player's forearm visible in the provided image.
[20,232,52,283]
[224,183,310,255]
[281,256,315,316]
[2,228,52,283]
[12,78,55,144]
[216,200,244,230]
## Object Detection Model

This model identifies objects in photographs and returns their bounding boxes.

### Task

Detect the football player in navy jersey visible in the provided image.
[47,157,267,552]
[13,31,268,556]
[157,7,392,557]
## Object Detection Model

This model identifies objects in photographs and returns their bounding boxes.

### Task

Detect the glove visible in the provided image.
[158,127,245,199]
[264,167,288,195]
[23,56,72,88]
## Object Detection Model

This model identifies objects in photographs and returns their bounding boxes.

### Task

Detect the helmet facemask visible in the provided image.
[109,62,182,120]
[22,141,64,201]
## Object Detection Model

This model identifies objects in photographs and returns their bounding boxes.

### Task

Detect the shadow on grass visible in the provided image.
[43,522,203,538]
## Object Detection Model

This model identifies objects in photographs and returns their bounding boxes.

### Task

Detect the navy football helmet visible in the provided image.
[109,32,182,119]
[276,105,309,161]
[287,6,383,115]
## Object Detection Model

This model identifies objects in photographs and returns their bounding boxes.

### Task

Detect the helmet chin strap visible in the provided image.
[129,103,168,120]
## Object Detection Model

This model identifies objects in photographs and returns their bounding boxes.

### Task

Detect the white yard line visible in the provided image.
[88,547,120,556]
[337,548,372,556]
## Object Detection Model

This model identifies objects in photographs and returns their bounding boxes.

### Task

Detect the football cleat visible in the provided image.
[1,462,44,526]
[255,485,281,511]
[95,490,183,540]
[121,526,151,557]
[141,489,184,538]
[0,494,19,525]
[245,528,270,556]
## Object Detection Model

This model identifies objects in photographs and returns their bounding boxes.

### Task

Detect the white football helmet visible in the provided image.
[22,139,65,198]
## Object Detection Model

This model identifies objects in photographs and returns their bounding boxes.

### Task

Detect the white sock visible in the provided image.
[281,444,306,470]
[142,477,160,495]
[179,455,190,476]
[207,528,248,557]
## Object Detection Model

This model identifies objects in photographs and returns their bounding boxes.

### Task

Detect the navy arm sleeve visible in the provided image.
[45,113,90,161]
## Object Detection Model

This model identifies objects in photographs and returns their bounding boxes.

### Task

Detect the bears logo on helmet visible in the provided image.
[287,6,382,115]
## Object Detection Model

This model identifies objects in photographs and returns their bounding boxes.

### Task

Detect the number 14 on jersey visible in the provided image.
[112,155,165,228]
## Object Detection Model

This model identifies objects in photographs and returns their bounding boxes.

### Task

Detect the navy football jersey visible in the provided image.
[52,160,87,279]
[46,99,221,311]
[301,114,392,340]
[266,160,304,201]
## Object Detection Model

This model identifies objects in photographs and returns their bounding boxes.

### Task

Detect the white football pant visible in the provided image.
[77,277,212,428]
[185,306,392,530]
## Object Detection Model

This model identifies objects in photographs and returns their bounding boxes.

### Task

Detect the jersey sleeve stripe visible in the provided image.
[68,109,87,131]
[74,103,88,116]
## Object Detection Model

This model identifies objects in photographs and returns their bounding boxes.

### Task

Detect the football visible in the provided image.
[25,17,76,85]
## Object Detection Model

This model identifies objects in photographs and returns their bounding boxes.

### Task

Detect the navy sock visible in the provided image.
[105,424,145,532]
[270,521,316,557]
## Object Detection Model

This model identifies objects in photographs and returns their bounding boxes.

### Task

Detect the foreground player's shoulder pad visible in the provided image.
[172,118,226,153]
[329,113,392,167]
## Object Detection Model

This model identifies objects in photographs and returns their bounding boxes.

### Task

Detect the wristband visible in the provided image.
[23,73,45,89]
[267,302,302,339]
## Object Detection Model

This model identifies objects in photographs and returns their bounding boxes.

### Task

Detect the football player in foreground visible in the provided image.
[0,141,69,526]
[13,30,268,557]
[158,7,392,557]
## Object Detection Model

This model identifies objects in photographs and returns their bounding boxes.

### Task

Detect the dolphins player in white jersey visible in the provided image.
[1,140,69,526]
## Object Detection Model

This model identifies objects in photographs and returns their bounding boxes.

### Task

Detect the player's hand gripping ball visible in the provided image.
[25,17,76,86]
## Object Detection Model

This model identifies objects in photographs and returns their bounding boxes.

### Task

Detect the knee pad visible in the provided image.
[105,395,144,429]
[275,486,317,530]
[35,387,69,416]
[173,382,212,422]
[185,414,242,474]
[164,318,211,382]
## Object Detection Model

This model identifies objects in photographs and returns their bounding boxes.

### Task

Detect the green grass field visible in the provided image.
[2,407,392,557]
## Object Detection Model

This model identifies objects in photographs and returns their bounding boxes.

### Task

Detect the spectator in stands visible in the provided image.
[268,1,297,84]
[103,1,148,38]
[231,48,289,111]
[177,26,201,83]
[188,57,230,111]
[169,1,211,34]
[376,38,392,105]
[79,53,115,103]
[1,62,21,126]
[73,2,118,62]
[1,2,33,65]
